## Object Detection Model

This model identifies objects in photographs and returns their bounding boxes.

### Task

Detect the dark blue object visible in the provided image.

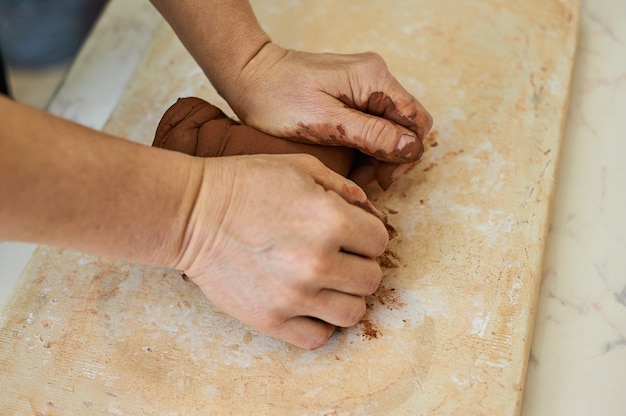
[0,0,108,68]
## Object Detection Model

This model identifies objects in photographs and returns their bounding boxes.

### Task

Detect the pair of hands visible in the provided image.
[171,44,432,350]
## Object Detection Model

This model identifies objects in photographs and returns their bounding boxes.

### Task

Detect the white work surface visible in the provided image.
[0,0,624,415]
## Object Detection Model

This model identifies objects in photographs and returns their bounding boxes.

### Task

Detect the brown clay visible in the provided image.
[153,97,355,177]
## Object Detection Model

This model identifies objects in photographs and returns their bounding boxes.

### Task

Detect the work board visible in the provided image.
[0,1,579,414]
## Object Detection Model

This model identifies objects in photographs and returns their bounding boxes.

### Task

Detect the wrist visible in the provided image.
[151,0,271,111]
[165,157,235,273]
[215,41,288,123]
[0,97,210,269]
[203,31,272,101]
[148,153,205,270]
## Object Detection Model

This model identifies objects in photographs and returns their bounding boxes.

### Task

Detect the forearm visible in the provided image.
[0,96,201,268]
[150,0,270,99]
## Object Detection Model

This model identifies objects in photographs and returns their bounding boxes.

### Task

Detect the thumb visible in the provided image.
[331,107,425,164]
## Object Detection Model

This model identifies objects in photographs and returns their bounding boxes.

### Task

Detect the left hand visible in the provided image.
[219,43,433,188]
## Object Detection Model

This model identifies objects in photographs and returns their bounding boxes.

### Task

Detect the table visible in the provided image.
[1,0,624,414]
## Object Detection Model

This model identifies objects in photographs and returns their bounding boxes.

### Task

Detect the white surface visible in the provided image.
[0,0,624,414]
[0,242,36,308]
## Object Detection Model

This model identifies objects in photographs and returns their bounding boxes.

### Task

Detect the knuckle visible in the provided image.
[275,286,313,312]
[325,208,349,232]
[253,308,287,333]
[272,292,297,314]
[364,52,390,78]
[314,197,347,232]
[347,52,388,84]
[297,253,328,286]
[359,51,386,67]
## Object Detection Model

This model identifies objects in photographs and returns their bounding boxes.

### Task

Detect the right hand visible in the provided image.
[173,153,389,350]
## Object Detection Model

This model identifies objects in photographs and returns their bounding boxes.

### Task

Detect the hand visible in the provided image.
[173,153,389,350]
[220,43,433,187]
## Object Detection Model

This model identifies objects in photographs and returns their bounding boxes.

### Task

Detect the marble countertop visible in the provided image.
[0,0,624,414]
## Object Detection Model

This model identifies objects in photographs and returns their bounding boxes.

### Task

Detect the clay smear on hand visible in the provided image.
[361,91,431,141]
[293,91,430,163]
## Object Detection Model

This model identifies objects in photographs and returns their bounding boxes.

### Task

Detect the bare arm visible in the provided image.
[149,0,270,102]
[0,96,200,266]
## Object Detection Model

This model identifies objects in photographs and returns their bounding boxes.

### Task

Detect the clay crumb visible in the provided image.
[425,129,439,147]
[378,248,402,269]
[422,162,437,172]
[385,223,398,240]
[378,251,399,269]
[360,319,381,340]
[375,286,406,310]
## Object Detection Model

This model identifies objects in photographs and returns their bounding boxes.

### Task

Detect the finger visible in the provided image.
[348,152,379,188]
[338,202,389,259]
[349,163,377,188]
[291,91,424,164]
[330,196,389,257]
[267,316,336,350]
[321,252,383,296]
[375,161,418,190]
[304,289,368,328]
[360,87,433,142]
[336,66,433,161]
[350,160,414,190]
[295,154,387,223]
[349,152,412,190]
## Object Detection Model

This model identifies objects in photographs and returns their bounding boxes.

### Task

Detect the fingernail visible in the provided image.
[394,133,423,161]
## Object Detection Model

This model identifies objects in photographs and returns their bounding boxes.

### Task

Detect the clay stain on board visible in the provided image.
[360,319,381,340]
